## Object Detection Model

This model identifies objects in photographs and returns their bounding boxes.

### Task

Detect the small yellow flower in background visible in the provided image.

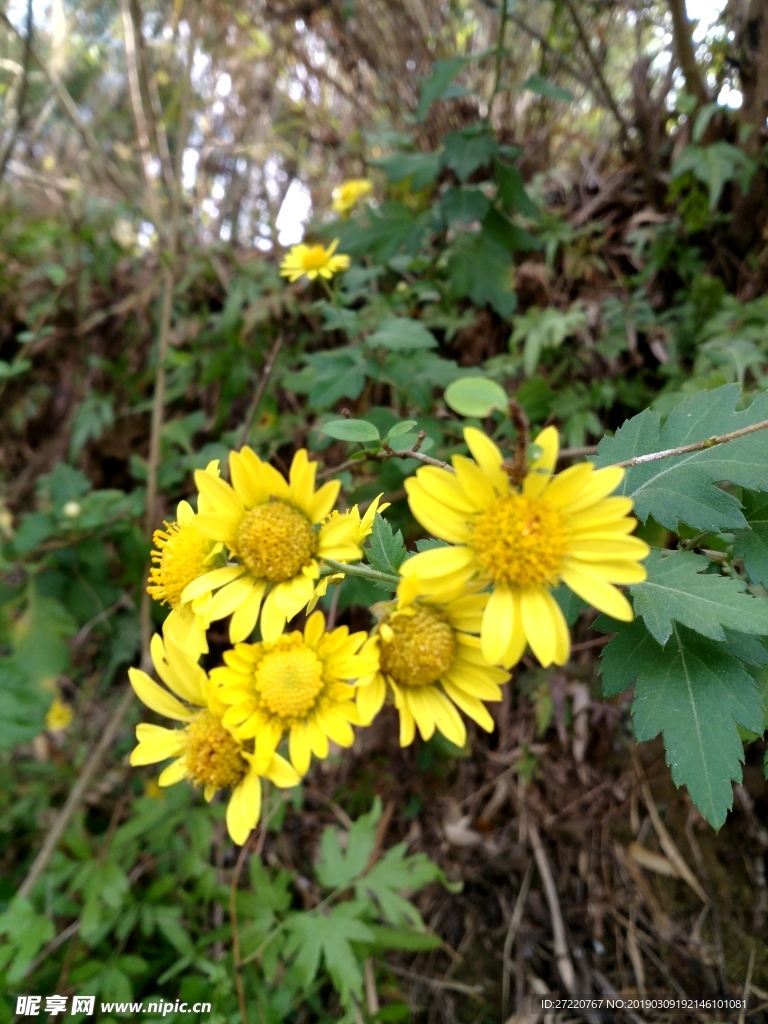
[279,239,350,283]
[332,178,373,215]
[45,697,74,732]
[212,611,378,777]
[147,462,225,655]
[356,578,509,748]
[183,447,364,643]
[402,427,649,670]
[129,633,299,845]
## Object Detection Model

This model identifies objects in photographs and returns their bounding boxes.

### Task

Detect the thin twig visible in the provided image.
[121,0,162,226]
[237,333,284,449]
[501,860,533,1019]
[0,0,33,180]
[507,398,530,485]
[559,444,598,460]
[317,432,453,480]
[612,418,768,469]
[559,0,632,148]
[229,832,254,1024]
[528,823,576,994]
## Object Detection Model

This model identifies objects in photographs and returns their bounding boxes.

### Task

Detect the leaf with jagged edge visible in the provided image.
[630,549,768,644]
[594,384,768,532]
[733,489,768,587]
[598,617,763,828]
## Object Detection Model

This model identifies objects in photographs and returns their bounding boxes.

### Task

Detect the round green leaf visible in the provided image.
[444,377,507,417]
[321,419,381,443]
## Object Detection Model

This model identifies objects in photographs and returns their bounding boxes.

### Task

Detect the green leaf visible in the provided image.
[733,489,768,586]
[0,661,48,750]
[69,392,115,459]
[338,202,430,260]
[520,74,573,101]
[510,304,586,376]
[0,358,32,379]
[370,152,442,191]
[597,615,662,698]
[354,844,456,927]
[316,798,382,888]
[366,517,407,578]
[494,161,539,217]
[481,208,539,253]
[284,903,374,1007]
[366,317,437,352]
[441,126,498,181]
[447,233,515,317]
[382,351,471,410]
[322,419,381,443]
[439,187,490,224]
[417,57,468,120]
[671,141,755,209]
[602,621,763,828]
[444,376,507,417]
[631,549,768,645]
[594,385,768,532]
[366,924,442,952]
[386,420,418,441]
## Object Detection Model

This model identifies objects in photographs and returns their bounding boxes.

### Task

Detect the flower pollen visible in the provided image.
[380,605,456,687]
[184,710,247,790]
[236,501,318,582]
[471,493,568,587]
[254,639,325,719]
[148,520,216,607]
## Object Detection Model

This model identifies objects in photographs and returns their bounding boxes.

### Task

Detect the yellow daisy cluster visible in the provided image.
[132,427,647,846]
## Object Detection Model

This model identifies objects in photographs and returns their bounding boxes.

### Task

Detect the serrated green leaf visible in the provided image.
[316,799,382,888]
[355,844,456,927]
[322,419,381,443]
[284,903,374,1007]
[447,233,515,317]
[598,616,662,697]
[439,187,490,224]
[733,489,768,586]
[441,126,498,181]
[444,376,507,417]
[594,385,768,532]
[366,317,437,352]
[416,57,468,120]
[366,517,407,578]
[628,623,762,828]
[494,161,539,217]
[371,152,442,190]
[631,549,768,644]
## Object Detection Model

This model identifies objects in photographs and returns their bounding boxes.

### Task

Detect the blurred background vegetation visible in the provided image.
[2,0,768,1021]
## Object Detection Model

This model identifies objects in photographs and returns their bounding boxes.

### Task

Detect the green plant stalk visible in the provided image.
[320,558,400,587]
[488,0,510,118]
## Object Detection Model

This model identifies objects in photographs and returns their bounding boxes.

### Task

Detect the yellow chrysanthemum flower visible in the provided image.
[147,462,224,655]
[212,611,378,777]
[181,448,363,643]
[129,633,300,845]
[356,578,509,748]
[402,427,650,670]
[279,239,350,282]
[332,178,373,214]
[45,696,73,732]
[308,493,390,610]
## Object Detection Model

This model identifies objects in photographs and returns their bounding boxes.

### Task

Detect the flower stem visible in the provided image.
[321,559,400,587]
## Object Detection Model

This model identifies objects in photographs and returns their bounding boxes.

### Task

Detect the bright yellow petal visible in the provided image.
[481,584,515,665]
[229,582,267,643]
[560,565,634,620]
[410,466,478,513]
[451,455,499,509]
[558,466,625,514]
[519,586,560,667]
[539,463,593,507]
[129,668,193,721]
[357,673,387,724]
[264,752,301,788]
[158,757,187,786]
[399,545,476,581]
[404,480,471,542]
[206,576,260,621]
[259,588,287,643]
[131,724,185,765]
[523,425,560,498]
[226,768,262,845]
[309,479,342,523]
[440,680,495,731]
[289,722,312,776]
[181,565,246,603]
[463,427,508,493]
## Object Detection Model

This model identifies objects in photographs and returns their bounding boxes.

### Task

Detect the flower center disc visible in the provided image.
[471,493,568,587]
[149,521,215,607]
[185,710,247,790]
[301,245,331,269]
[236,501,318,582]
[254,644,325,719]
[379,605,456,687]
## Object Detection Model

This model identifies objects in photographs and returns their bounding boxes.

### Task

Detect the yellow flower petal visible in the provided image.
[560,565,634,620]
[129,668,193,722]
[226,767,262,845]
